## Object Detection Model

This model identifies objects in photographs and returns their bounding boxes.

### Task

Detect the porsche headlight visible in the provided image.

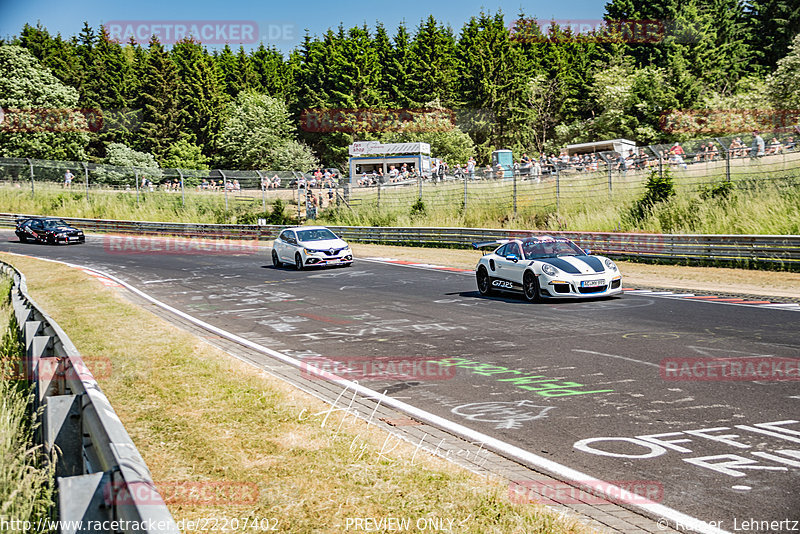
[604,258,618,271]
[541,264,557,276]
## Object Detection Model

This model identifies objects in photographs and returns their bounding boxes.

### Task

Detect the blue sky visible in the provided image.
[0,0,607,54]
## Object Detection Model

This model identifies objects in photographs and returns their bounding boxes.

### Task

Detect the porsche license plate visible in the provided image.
[581,279,604,287]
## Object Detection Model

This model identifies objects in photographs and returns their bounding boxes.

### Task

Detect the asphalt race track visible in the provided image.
[2,231,799,532]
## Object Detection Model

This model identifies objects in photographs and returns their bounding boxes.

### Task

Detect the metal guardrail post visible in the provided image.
[1,261,180,534]
[219,170,229,211]
[377,181,381,210]
[463,172,467,211]
[177,169,185,207]
[82,161,89,200]
[512,172,517,219]
[26,157,34,198]
[555,167,560,212]
[256,170,266,212]
[607,160,613,199]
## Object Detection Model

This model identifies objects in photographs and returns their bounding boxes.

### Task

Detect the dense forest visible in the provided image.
[1,0,799,172]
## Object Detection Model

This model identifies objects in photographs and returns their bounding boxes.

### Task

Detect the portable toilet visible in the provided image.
[491,149,514,178]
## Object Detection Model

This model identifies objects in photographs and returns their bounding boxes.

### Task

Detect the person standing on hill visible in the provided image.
[752,130,765,157]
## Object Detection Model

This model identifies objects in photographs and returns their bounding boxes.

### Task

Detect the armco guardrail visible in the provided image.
[0,261,179,534]
[1,213,799,268]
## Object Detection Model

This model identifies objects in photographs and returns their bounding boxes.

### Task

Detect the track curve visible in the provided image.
[1,231,798,532]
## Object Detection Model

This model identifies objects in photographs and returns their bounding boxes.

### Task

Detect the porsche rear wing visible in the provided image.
[472,240,507,254]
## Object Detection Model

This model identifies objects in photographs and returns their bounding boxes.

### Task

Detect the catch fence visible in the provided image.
[1,131,799,220]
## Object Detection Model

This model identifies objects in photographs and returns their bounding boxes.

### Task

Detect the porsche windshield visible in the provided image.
[296,228,338,242]
[522,239,584,259]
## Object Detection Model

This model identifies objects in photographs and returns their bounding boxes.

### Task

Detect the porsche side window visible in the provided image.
[495,244,509,257]
[506,243,521,258]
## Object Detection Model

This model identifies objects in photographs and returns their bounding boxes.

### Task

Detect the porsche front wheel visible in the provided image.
[476,266,493,296]
[523,271,542,302]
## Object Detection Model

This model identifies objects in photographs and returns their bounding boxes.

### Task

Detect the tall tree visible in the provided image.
[217,91,317,170]
[135,37,182,164]
[214,45,239,99]
[235,46,258,93]
[171,38,226,156]
[603,0,682,66]
[744,0,800,70]
[81,26,136,155]
[251,43,293,98]
[17,23,83,90]
[408,16,460,106]
[0,46,89,160]
[766,33,800,109]
[457,12,534,159]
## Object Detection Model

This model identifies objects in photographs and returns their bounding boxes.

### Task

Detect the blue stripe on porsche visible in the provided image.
[571,255,605,273]
[539,258,582,274]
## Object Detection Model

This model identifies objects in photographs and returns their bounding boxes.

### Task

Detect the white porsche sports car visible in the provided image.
[272,226,353,269]
[473,236,622,301]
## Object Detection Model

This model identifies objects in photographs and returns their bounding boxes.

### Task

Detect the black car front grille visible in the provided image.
[578,285,607,294]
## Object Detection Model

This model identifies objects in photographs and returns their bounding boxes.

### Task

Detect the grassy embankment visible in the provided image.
[2,156,799,234]
[324,166,800,234]
[0,276,55,528]
[0,253,593,534]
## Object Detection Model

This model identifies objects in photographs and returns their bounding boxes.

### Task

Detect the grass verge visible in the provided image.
[3,165,800,234]
[0,276,55,529]
[0,253,593,534]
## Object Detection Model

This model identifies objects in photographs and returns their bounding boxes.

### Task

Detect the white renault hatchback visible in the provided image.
[272,226,353,270]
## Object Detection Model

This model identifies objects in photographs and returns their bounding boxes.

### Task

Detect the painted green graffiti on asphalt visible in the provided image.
[430,357,614,397]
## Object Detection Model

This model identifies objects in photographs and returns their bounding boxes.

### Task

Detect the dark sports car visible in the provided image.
[15,217,85,245]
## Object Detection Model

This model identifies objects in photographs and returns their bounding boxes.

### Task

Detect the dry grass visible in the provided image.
[0,277,55,527]
[0,253,595,534]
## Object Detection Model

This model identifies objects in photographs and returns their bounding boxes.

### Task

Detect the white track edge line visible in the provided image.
[5,252,731,534]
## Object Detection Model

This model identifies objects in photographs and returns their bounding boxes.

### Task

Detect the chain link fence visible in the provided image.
[1,130,799,221]
[348,131,800,218]
[0,158,346,220]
